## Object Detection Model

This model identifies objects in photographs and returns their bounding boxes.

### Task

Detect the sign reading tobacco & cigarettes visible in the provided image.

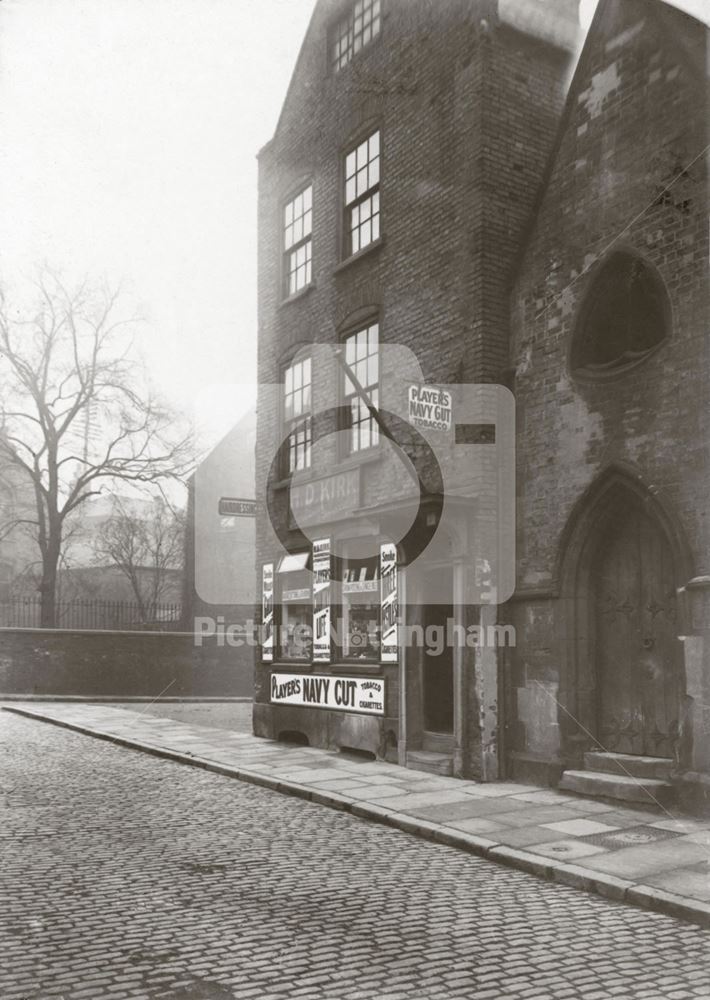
[270,673,385,715]
[407,384,453,432]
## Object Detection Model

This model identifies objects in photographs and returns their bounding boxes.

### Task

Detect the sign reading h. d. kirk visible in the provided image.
[290,468,360,528]
[408,384,453,432]
[271,673,384,715]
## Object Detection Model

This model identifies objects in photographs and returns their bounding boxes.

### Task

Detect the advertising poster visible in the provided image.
[262,562,274,662]
[271,673,384,715]
[312,537,331,663]
[380,542,398,663]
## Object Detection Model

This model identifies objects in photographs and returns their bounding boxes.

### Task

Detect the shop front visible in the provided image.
[252,349,512,781]
[252,490,501,781]
[253,517,400,760]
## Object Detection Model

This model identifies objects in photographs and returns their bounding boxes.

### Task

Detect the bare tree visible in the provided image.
[93,496,185,621]
[0,271,195,626]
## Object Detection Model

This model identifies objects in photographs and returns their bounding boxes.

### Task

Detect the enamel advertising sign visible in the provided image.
[407,384,453,432]
[270,673,385,715]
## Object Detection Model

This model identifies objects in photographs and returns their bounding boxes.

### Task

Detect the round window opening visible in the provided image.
[571,252,669,377]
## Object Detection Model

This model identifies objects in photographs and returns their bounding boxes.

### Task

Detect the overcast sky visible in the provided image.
[0,0,707,448]
[0,0,316,448]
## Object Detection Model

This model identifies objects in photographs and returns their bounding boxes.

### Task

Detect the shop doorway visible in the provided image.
[422,565,454,735]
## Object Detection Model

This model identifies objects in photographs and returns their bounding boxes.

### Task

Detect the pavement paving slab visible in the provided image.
[3,700,710,931]
[341,784,412,800]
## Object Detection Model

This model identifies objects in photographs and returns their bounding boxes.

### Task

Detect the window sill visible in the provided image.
[571,339,668,384]
[334,237,385,274]
[280,283,316,308]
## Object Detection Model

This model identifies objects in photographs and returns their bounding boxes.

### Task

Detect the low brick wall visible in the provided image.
[0,629,253,698]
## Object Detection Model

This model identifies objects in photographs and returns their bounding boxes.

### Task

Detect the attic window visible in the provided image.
[571,252,669,377]
[332,0,381,72]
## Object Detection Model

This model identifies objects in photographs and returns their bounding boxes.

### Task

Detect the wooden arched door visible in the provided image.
[593,506,681,758]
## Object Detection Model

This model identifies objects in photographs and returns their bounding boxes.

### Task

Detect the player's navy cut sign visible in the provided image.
[271,672,384,715]
[408,384,453,431]
[407,384,496,443]
[219,497,257,517]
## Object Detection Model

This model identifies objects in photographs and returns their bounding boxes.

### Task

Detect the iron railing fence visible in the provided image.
[0,597,183,631]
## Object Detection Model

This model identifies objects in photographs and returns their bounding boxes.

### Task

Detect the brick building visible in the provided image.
[0,440,37,602]
[253,0,709,808]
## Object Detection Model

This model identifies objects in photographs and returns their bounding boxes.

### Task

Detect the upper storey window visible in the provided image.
[284,357,312,473]
[343,323,379,453]
[571,252,669,377]
[344,131,380,257]
[332,0,381,72]
[284,185,313,297]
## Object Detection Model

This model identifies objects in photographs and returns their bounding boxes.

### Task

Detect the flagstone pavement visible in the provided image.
[3,701,710,927]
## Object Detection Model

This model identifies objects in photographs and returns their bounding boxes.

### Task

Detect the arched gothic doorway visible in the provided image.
[557,467,690,765]
[592,503,681,757]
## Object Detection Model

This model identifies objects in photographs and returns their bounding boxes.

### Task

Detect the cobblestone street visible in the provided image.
[2,712,710,1000]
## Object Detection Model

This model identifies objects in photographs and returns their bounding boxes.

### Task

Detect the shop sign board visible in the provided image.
[270,673,385,715]
[290,468,360,527]
[407,384,453,432]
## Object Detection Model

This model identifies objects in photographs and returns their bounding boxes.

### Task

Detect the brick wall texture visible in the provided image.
[0,629,253,698]
[507,0,709,779]
[256,0,573,554]
[511,0,708,589]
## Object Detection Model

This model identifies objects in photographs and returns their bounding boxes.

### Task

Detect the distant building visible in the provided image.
[0,444,185,622]
[184,409,257,627]
[252,0,709,811]
[0,435,38,600]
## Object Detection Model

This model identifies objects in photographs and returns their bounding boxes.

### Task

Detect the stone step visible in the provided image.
[559,769,676,808]
[422,731,455,754]
[406,750,454,777]
[584,751,673,781]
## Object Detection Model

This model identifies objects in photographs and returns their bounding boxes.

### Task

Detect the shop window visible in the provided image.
[343,323,379,454]
[276,552,313,661]
[571,252,669,376]
[341,552,381,661]
[284,184,313,296]
[344,130,380,256]
[263,539,396,665]
[283,357,312,474]
[331,0,381,72]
